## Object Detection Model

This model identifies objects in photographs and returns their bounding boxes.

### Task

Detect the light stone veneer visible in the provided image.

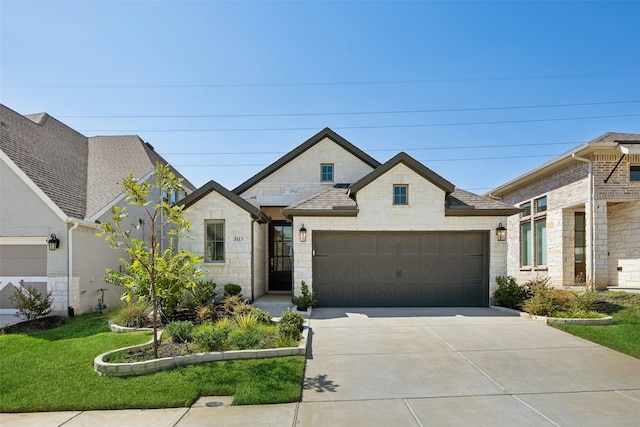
[291,163,509,299]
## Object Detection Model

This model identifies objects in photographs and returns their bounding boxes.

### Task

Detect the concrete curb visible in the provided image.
[94,324,309,377]
[491,305,613,325]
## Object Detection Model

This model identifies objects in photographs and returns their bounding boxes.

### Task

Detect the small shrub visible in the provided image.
[9,285,53,321]
[276,334,299,348]
[493,276,527,309]
[180,280,217,311]
[195,304,218,324]
[522,279,558,316]
[163,320,194,344]
[229,328,265,350]
[111,302,150,328]
[193,325,230,351]
[222,294,253,318]
[294,281,316,309]
[235,312,259,331]
[224,283,242,297]
[253,308,273,325]
[277,308,304,341]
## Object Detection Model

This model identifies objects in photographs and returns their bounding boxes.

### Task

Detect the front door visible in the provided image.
[269,222,293,291]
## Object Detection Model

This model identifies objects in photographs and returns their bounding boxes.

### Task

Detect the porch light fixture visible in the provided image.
[48,234,60,251]
[496,223,507,241]
[299,224,307,242]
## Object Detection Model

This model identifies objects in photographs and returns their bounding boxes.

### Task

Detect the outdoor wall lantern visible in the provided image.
[48,233,60,251]
[299,224,307,242]
[496,223,507,241]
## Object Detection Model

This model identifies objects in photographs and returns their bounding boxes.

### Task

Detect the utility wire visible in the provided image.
[79,113,640,133]
[163,141,581,156]
[57,100,640,119]
[9,71,640,88]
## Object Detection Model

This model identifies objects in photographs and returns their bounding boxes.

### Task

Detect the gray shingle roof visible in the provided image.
[283,188,358,217]
[1,104,88,219]
[446,188,521,216]
[1,104,194,220]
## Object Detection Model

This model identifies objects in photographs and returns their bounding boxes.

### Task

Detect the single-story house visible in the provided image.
[180,128,520,306]
[0,104,195,318]
[487,132,640,290]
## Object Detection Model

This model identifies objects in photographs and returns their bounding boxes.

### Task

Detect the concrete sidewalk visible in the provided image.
[3,307,640,426]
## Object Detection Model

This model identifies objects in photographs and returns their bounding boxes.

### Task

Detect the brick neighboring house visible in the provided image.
[180,128,520,307]
[487,132,640,290]
[0,104,195,318]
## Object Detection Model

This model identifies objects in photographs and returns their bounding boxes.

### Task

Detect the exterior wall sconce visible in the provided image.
[299,224,307,242]
[496,223,507,241]
[48,233,60,251]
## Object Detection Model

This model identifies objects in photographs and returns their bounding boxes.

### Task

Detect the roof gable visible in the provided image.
[181,180,268,223]
[350,152,455,196]
[232,127,381,195]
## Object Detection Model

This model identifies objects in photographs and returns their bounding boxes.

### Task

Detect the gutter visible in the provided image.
[572,153,595,285]
[67,221,79,316]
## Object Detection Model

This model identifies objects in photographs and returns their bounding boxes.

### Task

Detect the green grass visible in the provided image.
[0,313,305,412]
[552,291,640,359]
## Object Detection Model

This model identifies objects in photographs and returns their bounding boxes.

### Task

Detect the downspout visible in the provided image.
[67,221,79,316]
[572,154,595,285]
[250,218,256,302]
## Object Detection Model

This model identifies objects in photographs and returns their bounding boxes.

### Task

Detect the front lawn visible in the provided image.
[551,291,640,359]
[0,313,305,412]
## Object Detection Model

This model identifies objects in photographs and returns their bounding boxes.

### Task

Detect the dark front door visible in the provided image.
[575,212,586,281]
[269,222,293,291]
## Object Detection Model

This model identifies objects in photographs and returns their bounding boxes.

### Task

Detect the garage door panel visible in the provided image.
[313,231,488,307]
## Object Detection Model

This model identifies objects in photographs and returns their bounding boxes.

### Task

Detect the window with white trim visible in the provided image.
[205,220,225,262]
[520,196,547,268]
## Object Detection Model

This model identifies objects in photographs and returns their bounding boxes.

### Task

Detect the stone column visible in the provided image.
[591,200,609,290]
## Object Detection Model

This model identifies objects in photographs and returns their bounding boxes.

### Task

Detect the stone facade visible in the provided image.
[494,145,640,290]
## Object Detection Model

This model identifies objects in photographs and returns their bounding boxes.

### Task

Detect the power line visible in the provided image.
[79,113,640,133]
[163,141,581,156]
[173,154,560,168]
[57,100,640,119]
[8,71,640,88]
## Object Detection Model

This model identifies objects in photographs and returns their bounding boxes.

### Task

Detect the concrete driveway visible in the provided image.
[298,307,640,426]
[3,307,640,426]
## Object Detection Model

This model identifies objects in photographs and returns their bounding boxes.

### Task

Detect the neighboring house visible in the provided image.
[487,132,640,290]
[180,128,519,307]
[0,104,195,317]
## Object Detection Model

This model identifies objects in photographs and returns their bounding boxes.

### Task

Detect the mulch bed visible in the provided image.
[1,316,67,334]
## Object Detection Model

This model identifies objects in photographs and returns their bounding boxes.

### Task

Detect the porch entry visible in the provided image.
[269,221,293,291]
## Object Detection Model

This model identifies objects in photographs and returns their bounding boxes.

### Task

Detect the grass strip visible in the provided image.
[0,313,305,412]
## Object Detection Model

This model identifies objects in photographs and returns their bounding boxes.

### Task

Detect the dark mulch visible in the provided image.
[1,316,67,334]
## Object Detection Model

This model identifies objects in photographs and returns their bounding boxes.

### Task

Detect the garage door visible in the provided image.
[312,231,488,307]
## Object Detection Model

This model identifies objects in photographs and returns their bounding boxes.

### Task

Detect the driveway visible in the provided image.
[3,307,640,426]
[298,307,640,426]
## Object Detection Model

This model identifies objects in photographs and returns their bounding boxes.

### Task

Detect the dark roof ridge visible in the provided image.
[232,127,381,195]
[350,151,455,196]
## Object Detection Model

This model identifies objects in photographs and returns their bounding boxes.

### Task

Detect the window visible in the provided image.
[631,165,640,182]
[393,185,408,205]
[321,164,334,182]
[520,196,547,268]
[205,220,224,262]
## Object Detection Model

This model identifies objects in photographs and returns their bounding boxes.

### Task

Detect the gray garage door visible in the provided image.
[312,231,489,307]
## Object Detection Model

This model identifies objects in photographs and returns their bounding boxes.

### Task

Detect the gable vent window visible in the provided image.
[393,184,408,205]
[631,165,640,182]
[321,164,334,182]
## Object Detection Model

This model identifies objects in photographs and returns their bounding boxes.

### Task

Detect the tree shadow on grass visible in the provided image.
[303,374,340,393]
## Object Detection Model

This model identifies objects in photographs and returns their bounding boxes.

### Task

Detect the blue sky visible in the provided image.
[1,1,639,192]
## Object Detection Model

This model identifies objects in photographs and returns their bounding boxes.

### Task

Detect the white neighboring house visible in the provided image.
[180,128,519,306]
[0,104,195,319]
[487,132,640,290]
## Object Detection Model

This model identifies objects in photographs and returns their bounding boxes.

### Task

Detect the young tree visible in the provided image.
[99,163,203,358]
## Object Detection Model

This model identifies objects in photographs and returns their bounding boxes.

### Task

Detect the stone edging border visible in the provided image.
[95,322,310,377]
[491,305,613,325]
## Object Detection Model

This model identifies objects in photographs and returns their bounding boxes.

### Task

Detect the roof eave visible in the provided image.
[282,207,359,217]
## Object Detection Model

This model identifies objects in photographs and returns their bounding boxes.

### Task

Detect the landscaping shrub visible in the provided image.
[277,308,304,341]
[235,312,259,330]
[493,276,527,309]
[180,280,217,311]
[293,280,316,309]
[9,285,53,321]
[193,325,230,351]
[110,302,150,328]
[522,279,558,316]
[195,304,218,324]
[224,283,242,297]
[253,308,273,325]
[229,328,265,349]
[163,320,194,344]
[222,294,253,318]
